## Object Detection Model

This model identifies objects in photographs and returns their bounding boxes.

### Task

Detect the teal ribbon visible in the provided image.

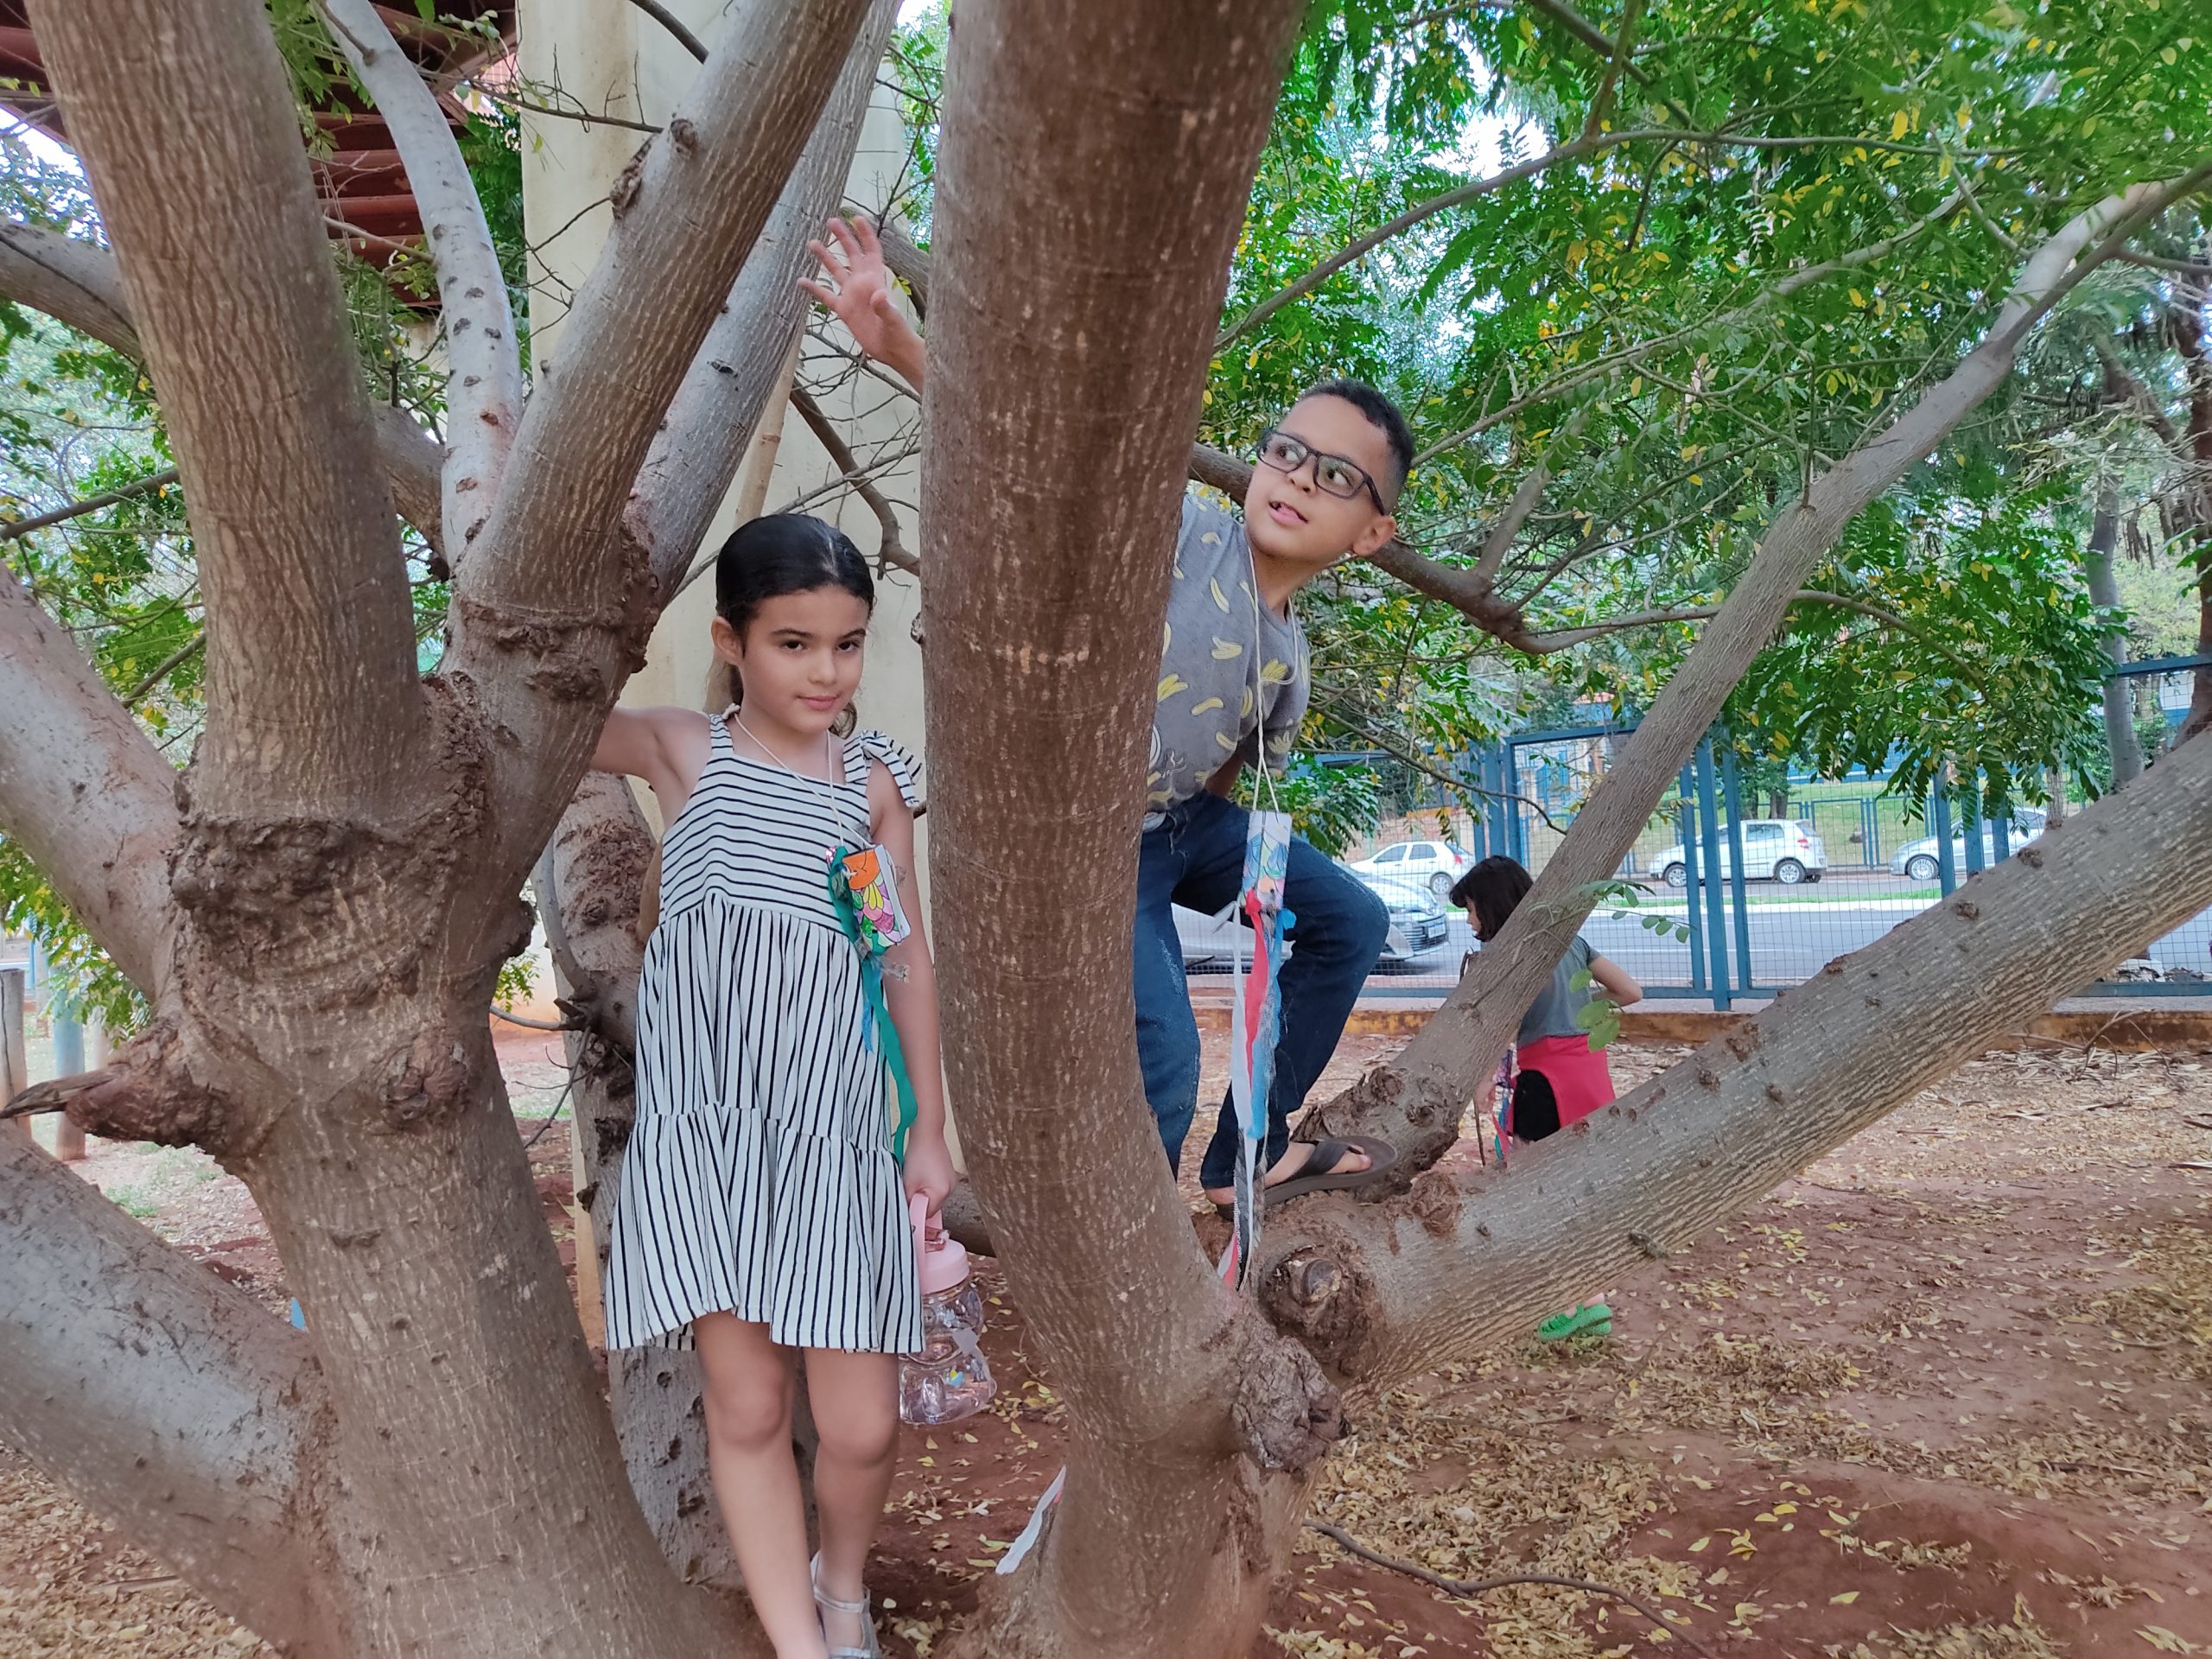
[828,849,918,1162]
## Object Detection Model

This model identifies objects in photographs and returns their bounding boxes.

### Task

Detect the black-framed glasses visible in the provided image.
[1256,427,1390,512]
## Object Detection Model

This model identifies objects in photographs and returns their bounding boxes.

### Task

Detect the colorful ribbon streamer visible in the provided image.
[828,849,919,1162]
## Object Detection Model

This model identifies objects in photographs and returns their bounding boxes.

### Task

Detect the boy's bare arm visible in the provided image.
[800,216,927,391]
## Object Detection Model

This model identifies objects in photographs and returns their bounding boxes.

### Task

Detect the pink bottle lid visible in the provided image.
[912,1192,971,1295]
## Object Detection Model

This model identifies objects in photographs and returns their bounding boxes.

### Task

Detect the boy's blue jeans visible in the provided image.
[1135,791,1389,1189]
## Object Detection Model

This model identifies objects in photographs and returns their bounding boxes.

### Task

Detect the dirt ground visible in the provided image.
[3,1027,2208,1658]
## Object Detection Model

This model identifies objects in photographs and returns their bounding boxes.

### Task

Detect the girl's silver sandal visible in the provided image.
[810,1553,881,1659]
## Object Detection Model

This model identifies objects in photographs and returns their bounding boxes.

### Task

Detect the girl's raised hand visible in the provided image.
[900,1128,956,1217]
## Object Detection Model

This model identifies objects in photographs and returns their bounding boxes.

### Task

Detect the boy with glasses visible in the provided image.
[805,217,1408,1208]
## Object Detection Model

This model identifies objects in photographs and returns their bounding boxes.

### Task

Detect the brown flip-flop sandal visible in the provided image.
[1262,1135,1399,1209]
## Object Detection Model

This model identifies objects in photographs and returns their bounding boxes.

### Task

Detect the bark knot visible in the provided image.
[1262,1240,1376,1378]
[1229,1327,1344,1473]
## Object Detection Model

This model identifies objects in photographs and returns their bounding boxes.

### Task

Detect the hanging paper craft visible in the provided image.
[828,845,919,1160]
[838,844,912,953]
[1221,809,1294,1289]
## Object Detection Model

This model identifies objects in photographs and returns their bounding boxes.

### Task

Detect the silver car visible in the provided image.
[1650,818,1828,887]
[1176,870,1451,970]
[1889,809,2045,882]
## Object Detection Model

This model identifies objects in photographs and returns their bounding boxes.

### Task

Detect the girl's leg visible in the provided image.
[694,1313,827,1659]
[801,1346,901,1651]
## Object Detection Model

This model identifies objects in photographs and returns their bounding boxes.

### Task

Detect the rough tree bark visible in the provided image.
[0,1129,343,1651]
[1297,171,2209,1173]
[2169,276,2212,741]
[0,566,178,996]
[319,0,523,558]
[918,4,1340,1656]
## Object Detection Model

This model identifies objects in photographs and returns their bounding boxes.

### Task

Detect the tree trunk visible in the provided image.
[0,1130,346,1652]
[2085,485,2143,785]
[1299,176,2198,1172]
[2172,282,2212,742]
[1262,727,2212,1387]
[920,3,1330,1655]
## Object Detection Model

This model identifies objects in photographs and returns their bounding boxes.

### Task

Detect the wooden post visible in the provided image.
[2,969,27,1147]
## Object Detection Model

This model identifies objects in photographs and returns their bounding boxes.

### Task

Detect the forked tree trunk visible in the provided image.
[2,0,869,1648]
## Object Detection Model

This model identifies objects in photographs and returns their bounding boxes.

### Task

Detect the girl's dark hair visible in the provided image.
[715,512,874,633]
[1450,854,1533,942]
[707,513,874,731]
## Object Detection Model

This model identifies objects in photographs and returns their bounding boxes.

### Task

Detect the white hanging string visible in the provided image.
[729,706,847,855]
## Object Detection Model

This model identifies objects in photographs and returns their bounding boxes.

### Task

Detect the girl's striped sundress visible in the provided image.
[602,710,924,1355]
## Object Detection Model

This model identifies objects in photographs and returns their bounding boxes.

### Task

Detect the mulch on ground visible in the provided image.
[3,1031,2207,1656]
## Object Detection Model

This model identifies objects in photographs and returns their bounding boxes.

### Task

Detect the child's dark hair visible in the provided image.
[1300,378,1414,500]
[715,512,874,634]
[1450,854,1533,943]
[708,514,874,730]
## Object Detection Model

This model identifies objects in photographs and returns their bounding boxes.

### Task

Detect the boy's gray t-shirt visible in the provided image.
[1517,935,1597,1044]
[1144,495,1311,823]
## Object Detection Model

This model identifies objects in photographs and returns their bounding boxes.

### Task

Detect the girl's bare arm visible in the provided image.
[1590,952,1643,1007]
[589,707,704,821]
[869,765,953,1208]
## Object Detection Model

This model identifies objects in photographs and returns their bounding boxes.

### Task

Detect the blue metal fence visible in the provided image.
[1341,652,2212,1006]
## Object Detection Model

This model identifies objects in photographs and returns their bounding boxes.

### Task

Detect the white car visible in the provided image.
[1651,819,1827,887]
[1175,872,1450,970]
[1889,809,2045,882]
[1345,838,1476,899]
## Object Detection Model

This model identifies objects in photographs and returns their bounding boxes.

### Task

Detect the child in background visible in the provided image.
[1453,855,1642,1342]
[1452,855,1643,1139]
[591,514,954,1659]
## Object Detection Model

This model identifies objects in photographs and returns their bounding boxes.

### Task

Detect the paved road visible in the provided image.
[1368,894,2212,993]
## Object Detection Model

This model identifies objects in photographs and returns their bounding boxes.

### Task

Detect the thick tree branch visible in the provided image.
[0,219,448,559]
[631,0,897,601]
[32,0,428,823]
[1298,168,2212,1172]
[1267,723,2212,1390]
[0,1130,343,1654]
[442,0,873,884]
[0,565,178,996]
[0,218,140,352]
[320,0,522,556]
[788,385,918,574]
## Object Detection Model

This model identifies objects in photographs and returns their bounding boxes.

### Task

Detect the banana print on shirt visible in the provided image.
[1141,494,1312,827]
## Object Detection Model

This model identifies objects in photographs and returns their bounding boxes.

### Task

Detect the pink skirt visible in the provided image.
[1516,1034,1618,1128]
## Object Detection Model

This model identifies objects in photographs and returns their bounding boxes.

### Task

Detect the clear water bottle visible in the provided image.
[899,1194,995,1426]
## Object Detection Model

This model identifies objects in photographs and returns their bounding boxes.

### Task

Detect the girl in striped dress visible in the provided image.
[591,514,952,1659]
